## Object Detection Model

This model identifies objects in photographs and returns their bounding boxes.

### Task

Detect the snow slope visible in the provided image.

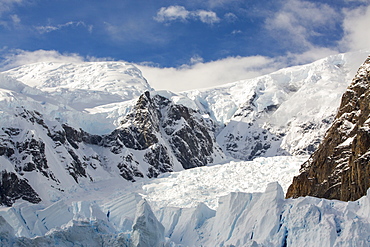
[183,51,370,160]
[140,156,306,210]
[4,61,151,103]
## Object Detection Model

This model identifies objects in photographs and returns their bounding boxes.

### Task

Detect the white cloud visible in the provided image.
[282,47,339,65]
[231,30,242,35]
[0,13,21,28]
[155,6,190,22]
[35,21,93,34]
[155,5,220,24]
[189,55,204,65]
[341,4,370,51]
[265,0,339,50]
[137,56,283,92]
[0,49,106,71]
[195,10,220,24]
[0,0,24,28]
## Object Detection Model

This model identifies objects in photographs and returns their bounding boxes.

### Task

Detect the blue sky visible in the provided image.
[1,0,370,91]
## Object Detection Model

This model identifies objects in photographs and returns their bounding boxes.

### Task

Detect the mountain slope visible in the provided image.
[287,55,370,201]
[183,51,369,160]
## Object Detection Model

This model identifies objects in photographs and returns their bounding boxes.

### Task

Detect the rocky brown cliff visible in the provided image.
[286,56,370,201]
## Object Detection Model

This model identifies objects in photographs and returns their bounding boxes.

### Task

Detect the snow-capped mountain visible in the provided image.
[0,51,370,246]
[0,51,369,207]
[0,61,151,134]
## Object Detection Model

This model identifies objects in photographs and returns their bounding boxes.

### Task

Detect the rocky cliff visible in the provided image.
[286,55,370,201]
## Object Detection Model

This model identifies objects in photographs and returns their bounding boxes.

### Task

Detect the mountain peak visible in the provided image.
[3,61,152,98]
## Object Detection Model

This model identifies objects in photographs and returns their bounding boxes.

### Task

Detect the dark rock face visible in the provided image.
[162,100,219,169]
[104,91,160,152]
[144,145,172,178]
[115,92,222,170]
[286,56,370,201]
[0,171,41,207]
[117,154,143,182]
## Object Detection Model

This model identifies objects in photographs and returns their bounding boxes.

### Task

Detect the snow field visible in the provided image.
[139,156,306,210]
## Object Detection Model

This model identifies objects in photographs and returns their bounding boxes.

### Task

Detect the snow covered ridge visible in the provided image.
[3,61,152,99]
[183,51,370,160]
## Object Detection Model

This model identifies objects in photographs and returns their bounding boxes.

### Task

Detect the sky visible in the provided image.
[1,0,370,92]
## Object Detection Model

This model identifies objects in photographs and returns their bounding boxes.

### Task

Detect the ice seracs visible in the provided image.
[2,181,370,246]
[131,199,165,247]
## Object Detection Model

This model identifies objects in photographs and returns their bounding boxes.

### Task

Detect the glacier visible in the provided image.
[1,162,370,246]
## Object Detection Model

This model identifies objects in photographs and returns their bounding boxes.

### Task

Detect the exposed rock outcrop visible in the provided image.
[0,171,41,207]
[286,56,370,201]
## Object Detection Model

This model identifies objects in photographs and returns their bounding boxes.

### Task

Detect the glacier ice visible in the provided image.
[2,179,370,246]
[131,199,165,247]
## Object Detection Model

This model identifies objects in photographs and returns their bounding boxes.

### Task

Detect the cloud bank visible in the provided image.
[138,56,282,92]
[341,4,370,51]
